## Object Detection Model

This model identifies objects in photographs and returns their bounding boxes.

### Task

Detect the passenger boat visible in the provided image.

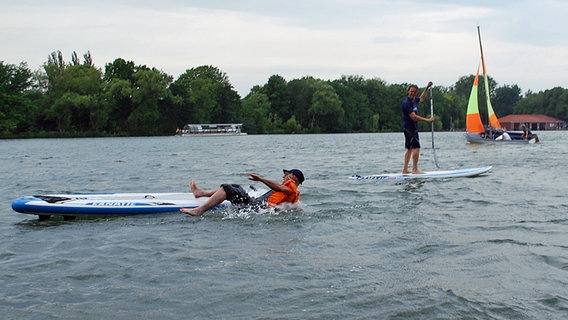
[177,123,247,136]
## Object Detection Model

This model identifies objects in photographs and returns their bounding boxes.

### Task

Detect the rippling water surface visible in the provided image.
[1,132,567,319]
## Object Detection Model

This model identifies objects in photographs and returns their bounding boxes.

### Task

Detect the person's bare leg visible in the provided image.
[189,180,217,198]
[402,149,412,174]
[411,148,424,174]
[181,187,228,216]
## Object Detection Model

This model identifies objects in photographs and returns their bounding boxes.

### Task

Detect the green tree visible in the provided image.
[127,68,175,135]
[102,78,133,133]
[102,58,137,133]
[516,87,568,120]
[104,58,136,82]
[0,61,35,135]
[171,65,241,127]
[418,85,459,131]
[46,64,103,132]
[372,81,402,132]
[493,84,522,116]
[331,75,374,132]
[262,74,290,120]
[308,81,344,132]
[283,115,302,134]
[102,59,181,135]
[286,77,318,130]
[538,87,568,120]
[241,90,271,134]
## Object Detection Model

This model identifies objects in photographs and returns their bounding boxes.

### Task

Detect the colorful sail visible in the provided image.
[477,26,503,129]
[466,66,484,133]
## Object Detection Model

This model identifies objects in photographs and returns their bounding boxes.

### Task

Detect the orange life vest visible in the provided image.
[267,179,300,205]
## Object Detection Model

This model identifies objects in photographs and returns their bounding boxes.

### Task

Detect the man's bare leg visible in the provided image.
[189,180,217,198]
[411,148,425,174]
[181,183,228,216]
[402,149,412,174]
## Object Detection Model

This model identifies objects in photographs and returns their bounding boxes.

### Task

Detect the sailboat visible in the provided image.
[464,26,539,144]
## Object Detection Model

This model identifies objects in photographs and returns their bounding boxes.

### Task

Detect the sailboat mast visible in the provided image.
[477,26,487,76]
[476,26,502,130]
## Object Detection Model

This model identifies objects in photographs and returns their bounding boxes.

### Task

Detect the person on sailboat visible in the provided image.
[401,82,435,174]
[495,129,511,140]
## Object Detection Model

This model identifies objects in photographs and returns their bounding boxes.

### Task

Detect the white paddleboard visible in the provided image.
[350,166,492,180]
[11,192,232,218]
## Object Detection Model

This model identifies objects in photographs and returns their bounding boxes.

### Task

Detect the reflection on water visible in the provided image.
[398,179,425,192]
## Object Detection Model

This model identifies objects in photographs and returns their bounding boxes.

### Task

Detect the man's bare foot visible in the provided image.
[402,170,411,174]
[180,207,204,216]
[189,180,206,198]
[412,169,425,174]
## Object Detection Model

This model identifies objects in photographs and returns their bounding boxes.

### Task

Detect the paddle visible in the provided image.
[429,87,440,168]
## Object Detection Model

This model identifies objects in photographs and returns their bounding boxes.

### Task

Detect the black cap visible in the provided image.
[283,169,304,184]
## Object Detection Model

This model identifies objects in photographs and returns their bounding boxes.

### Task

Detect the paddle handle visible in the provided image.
[429,87,440,168]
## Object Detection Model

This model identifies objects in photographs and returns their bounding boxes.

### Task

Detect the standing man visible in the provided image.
[402,82,434,174]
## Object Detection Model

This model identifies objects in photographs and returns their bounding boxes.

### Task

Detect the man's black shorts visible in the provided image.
[221,184,252,205]
[404,129,421,149]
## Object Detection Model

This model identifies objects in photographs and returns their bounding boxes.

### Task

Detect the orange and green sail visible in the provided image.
[466,66,484,133]
[467,26,503,134]
[478,26,502,130]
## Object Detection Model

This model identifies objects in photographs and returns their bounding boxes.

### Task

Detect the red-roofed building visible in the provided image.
[499,114,565,131]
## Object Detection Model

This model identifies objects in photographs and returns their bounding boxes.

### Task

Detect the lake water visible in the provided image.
[1,132,567,319]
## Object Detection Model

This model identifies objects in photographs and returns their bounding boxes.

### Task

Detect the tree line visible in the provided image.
[1,51,567,137]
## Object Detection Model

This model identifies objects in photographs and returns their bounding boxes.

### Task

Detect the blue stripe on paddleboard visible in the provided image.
[11,199,195,215]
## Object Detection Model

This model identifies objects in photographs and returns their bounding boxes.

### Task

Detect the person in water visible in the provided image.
[180,169,304,216]
[521,124,539,142]
[521,124,531,140]
[401,82,435,174]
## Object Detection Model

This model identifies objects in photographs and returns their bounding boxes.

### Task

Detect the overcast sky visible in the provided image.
[2,0,566,96]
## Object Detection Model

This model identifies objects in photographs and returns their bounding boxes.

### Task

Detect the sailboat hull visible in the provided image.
[464,131,537,144]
